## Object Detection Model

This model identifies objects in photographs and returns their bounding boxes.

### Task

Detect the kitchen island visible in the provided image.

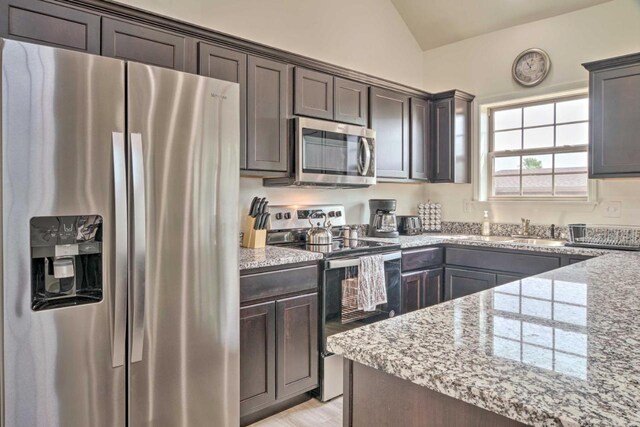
[327,251,640,426]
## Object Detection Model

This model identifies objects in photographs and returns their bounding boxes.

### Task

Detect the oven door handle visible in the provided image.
[326,251,401,269]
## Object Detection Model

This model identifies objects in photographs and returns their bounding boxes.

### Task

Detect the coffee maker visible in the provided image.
[368,199,399,238]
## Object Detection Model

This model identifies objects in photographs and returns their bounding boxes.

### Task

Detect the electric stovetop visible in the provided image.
[277,238,401,259]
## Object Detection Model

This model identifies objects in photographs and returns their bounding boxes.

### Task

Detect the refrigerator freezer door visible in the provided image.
[1,39,126,426]
[127,62,240,426]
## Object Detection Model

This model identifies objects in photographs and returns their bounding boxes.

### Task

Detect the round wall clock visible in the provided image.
[512,48,551,87]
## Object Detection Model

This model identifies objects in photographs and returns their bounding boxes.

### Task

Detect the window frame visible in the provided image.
[488,94,589,201]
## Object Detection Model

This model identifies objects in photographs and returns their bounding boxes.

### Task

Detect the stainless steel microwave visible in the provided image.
[264,117,376,188]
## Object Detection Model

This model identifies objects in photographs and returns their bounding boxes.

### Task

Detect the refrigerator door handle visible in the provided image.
[130,132,147,363]
[112,132,128,368]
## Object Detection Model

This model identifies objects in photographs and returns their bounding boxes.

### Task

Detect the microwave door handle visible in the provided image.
[111,132,127,368]
[360,137,371,176]
[130,132,147,364]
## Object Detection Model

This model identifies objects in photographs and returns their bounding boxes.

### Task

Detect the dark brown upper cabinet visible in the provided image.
[198,42,247,169]
[294,67,334,120]
[0,0,100,54]
[583,53,640,178]
[102,17,196,72]
[431,90,474,183]
[370,87,410,179]
[247,56,289,172]
[410,97,431,181]
[334,77,368,126]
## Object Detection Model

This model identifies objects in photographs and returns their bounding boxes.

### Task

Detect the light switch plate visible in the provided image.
[603,201,621,218]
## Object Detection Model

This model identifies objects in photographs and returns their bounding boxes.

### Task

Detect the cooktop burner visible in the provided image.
[278,238,400,258]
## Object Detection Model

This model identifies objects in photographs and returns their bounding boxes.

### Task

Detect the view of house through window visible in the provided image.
[489,95,589,199]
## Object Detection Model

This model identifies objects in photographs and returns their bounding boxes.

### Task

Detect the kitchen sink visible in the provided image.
[511,239,566,247]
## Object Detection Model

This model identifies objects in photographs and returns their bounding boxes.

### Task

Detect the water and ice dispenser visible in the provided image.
[30,215,103,311]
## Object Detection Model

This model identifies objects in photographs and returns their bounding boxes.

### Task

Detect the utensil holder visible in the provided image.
[241,216,266,248]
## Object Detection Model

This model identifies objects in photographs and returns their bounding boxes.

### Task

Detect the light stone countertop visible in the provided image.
[239,245,322,271]
[327,251,640,426]
[362,234,612,257]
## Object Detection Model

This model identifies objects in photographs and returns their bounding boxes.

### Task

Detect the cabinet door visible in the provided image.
[423,268,443,307]
[102,17,196,72]
[444,268,496,301]
[370,87,410,179]
[240,301,276,416]
[496,273,523,286]
[247,56,289,172]
[590,64,640,177]
[198,43,247,169]
[0,0,100,53]
[410,97,431,180]
[432,98,453,182]
[334,77,368,126]
[294,67,334,120]
[276,293,318,399]
[401,271,424,314]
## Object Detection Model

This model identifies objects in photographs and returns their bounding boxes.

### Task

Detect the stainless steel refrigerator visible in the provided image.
[0,38,240,426]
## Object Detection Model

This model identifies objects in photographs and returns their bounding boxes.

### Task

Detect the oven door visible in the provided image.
[321,251,401,355]
[296,117,376,186]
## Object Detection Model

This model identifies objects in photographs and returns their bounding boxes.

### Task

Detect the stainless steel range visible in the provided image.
[267,205,402,401]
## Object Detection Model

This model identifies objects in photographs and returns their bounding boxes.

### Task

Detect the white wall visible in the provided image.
[422,0,640,225]
[115,0,425,223]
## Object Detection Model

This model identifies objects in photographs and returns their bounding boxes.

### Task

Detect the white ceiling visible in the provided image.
[391,0,614,50]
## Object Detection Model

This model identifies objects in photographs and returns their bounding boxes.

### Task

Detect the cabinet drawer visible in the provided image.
[402,247,443,272]
[241,265,318,303]
[446,247,560,276]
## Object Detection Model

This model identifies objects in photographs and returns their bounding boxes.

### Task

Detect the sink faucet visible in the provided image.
[521,218,531,236]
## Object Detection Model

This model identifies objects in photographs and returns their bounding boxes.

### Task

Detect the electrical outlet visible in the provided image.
[463,200,472,213]
[603,201,621,218]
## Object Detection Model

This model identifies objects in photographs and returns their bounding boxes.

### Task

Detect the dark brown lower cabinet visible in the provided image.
[496,273,523,286]
[401,268,443,314]
[240,292,318,418]
[444,267,496,301]
[276,294,318,399]
[240,301,276,415]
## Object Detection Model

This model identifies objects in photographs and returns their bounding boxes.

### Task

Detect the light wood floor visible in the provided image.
[249,397,343,427]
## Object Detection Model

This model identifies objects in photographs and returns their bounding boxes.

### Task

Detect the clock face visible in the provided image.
[513,49,550,86]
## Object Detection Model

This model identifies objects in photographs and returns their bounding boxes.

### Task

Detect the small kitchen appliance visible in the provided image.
[266,204,401,401]
[397,215,422,236]
[368,199,399,238]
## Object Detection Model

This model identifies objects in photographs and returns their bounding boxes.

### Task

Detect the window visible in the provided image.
[489,95,589,199]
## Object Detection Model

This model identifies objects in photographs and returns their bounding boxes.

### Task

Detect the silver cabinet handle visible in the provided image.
[358,137,371,176]
[130,133,147,364]
[112,132,127,368]
[326,251,401,269]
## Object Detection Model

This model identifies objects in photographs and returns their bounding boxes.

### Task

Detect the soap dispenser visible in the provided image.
[481,210,491,236]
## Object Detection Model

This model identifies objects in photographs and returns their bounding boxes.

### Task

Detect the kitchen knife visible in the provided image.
[261,213,270,230]
[257,198,267,214]
[253,213,262,230]
[249,197,259,217]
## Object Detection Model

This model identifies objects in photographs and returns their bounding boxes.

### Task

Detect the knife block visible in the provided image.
[242,216,266,249]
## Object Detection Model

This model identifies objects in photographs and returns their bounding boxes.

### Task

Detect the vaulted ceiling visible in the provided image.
[390,0,614,50]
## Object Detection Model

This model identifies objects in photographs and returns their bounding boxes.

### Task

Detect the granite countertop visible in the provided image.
[363,234,612,257]
[239,245,322,271]
[327,251,640,426]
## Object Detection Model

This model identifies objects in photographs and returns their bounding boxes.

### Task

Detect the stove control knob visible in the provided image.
[283,212,292,220]
[335,211,343,217]
[328,211,335,217]
[275,213,283,220]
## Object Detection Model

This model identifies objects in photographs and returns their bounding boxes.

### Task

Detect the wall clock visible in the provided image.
[512,48,551,87]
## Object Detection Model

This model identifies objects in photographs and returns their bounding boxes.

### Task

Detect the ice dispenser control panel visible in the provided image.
[30,215,103,311]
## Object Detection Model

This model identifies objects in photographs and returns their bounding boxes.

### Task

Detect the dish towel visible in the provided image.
[357,254,387,312]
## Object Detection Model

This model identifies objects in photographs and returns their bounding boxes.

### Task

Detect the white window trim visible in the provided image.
[472,83,598,206]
